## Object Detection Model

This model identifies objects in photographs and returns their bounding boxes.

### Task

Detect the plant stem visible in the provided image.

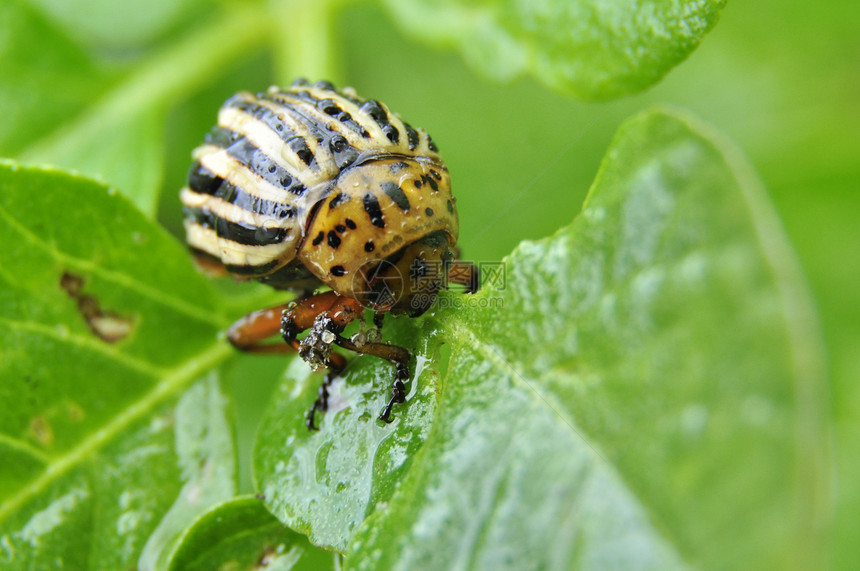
[267,0,341,84]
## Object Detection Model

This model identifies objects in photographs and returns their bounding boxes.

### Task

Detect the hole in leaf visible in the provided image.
[60,271,134,343]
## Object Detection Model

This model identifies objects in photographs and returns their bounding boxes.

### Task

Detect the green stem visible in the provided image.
[268,0,341,84]
[21,5,268,161]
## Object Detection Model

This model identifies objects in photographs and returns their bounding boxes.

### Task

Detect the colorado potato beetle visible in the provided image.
[181,79,477,429]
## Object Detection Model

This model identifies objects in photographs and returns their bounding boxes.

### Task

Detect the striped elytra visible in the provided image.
[181,79,459,311]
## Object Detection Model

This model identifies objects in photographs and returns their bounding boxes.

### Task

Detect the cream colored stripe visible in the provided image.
[234,91,308,134]
[217,107,327,187]
[386,111,412,154]
[305,86,388,145]
[192,145,303,203]
[252,93,336,173]
[272,86,381,151]
[415,126,435,156]
[238,91,318,151]
[184,221,289,267]
[180,188,293,230]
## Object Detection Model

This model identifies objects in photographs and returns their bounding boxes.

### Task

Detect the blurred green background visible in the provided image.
[3,0,857,566]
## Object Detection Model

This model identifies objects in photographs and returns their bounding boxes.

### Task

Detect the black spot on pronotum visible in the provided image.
[364,241,375,252]
[312,231,325,246]
[345,218,357,229]
[389,161,409,173]
[381,182,410,211]
[426,175,439,192]
[447,199,454,214]
[60,272,134,343]
[327,230,341,249]
[328,192,348,209]
[430,169,442,181]
[425,207,434,217]
[363,193,385,228]
[414,179,422,189]
[216,218,286,246]
[330,265,346,277]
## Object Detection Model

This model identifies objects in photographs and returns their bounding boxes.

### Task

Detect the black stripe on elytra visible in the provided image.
[381,181,410,211]
[271,90,370,139]
[214,216,288,246]
[183,205,214,229]
[224,96,298,139]
[204,127,237,148]
[189,246,223,266]
[285,136,314,166]
[403,123,419,150]
[215,181,295,220]
[363,193,386,228]
[187,161,223,196]
[225,259,281,276]
[206,127,307,196]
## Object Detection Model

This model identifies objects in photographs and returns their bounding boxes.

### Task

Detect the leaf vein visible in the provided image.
[0,316,162,377]
[0,201,224,328]
[0,342,233,523]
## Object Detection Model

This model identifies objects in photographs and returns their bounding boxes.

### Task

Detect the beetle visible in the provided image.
[180,79,477,429]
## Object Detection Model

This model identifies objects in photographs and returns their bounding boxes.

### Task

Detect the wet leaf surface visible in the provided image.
[345,109,830,569]
[0,164,236,569]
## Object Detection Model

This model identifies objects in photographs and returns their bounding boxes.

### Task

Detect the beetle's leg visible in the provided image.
[280,292,363,429]
[447,261,480,294]
[327,333,411,423]
[305,356,346,431]
[227,303,298,354]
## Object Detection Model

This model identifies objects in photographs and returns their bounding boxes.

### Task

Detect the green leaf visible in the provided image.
[138,377,238,570]
[22,107,167,218]
[381,0,726,99]
[345,108,830,568]
[0,162,236,569]
[0,0,111,156]
[12,5,267,216]
[253,323,443,552]
[166,496,337,570]
[22,0,206,50]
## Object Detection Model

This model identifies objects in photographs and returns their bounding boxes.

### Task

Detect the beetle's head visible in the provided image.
[359,231,453,317]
